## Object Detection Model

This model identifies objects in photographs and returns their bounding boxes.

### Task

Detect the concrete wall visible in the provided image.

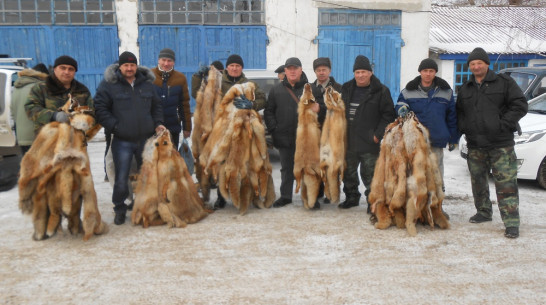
[115,0,139,56]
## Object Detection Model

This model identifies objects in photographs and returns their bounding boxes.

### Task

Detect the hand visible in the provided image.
[53,111,69,123]
[183,130,191,138]
[397,105,409,117]
[233,95,253,109]
[448,143,458,151]
[373,135,379,144]
[311,103,320,113]
[155,125,166,134]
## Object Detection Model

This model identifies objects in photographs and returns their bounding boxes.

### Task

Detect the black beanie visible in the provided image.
[226,54,244,68]
[54,55,78,72]
[313,57,331,70]
[158,48,175,61]
[32,63,49,74]
[119,51,138,66]
[211,60,224,71]
[467,47,490,65]
[418,58,438,72]
[353,55,372,72]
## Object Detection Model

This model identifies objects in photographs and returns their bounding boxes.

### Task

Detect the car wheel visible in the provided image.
[538,156,546,189]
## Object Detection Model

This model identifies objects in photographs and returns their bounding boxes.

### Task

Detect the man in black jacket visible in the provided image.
[264,57,315,208]
[456,47,527,238]
[95,51,166,225]
[339,55,396,214]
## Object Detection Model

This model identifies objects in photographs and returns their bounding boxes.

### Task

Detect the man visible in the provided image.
[274,65,285,81]
[151,48,191,149]
[191,60,224,99]
[395,58,459,217]
[264,57,317,208]
[456,47,527,238]
[11,63,48,154]
[339,55,396,213]
[26,56,93,132]
[95,51,166,225]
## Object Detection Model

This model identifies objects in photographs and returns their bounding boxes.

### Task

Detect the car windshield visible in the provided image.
[505,72,537,94]
[528,94,546,114]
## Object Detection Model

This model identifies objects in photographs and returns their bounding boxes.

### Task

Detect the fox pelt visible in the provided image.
[18,96,107,241]
[132,130,211,228]
[369,112,449,237]
[319,86,346,204]
[191,65,223,202]
[200,83,275,215]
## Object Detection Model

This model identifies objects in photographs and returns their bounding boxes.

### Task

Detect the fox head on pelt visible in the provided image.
[154,129,174,159]
[299,83,316,106]
[59,94,98,133]
[324,86,344,110]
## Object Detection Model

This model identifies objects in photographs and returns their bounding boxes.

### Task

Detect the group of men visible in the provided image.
[15,46,526,238]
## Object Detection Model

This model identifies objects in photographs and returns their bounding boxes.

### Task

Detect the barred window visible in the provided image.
[454,60,527,93]
[0,0,116,25]
[139,0,265,25]
[319,10,400,27]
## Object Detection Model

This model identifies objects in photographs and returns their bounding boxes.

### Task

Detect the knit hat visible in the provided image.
[158,48,175,61]
[32,63,49,74]
[211,60,224,71]
[226,54,244,68]
[54,55,78,72]
[274,65,285,73]
[119,51,138,66]
[285,57,302,68]
[313,57,331,70]
[353,55,372,72]
[418,58,438,72]
[467,47,490,65]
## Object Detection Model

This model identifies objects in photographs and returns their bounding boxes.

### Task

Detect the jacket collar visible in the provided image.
[283,71,309,89]
[104,63,156,85]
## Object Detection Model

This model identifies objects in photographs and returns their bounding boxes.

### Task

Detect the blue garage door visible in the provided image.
[317,10,402,102]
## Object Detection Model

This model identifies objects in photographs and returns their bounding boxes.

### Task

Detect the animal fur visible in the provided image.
[18,97,107,241]
[294,83,322,209]
[319,86,346,203]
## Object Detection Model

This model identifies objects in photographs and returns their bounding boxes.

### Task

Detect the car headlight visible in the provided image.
[514,129,546,144]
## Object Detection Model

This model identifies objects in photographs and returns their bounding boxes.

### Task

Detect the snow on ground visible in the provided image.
[1,137,545,304]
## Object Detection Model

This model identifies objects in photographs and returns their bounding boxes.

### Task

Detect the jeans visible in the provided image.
[111,137,146,213]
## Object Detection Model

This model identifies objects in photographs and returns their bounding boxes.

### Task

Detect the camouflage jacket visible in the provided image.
[25,75,93,132]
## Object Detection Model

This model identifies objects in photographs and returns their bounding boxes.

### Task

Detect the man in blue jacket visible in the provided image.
[395,58,459,218]
[95,51,166,225]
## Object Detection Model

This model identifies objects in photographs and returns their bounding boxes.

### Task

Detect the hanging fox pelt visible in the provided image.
[18,96,107,241]
[319,86,346,204]
[369,112,449,237]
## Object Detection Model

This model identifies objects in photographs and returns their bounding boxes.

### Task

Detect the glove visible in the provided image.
[53,111,69,123]
[198,65,209,76]
[448,143,458,151]
[397,105,409,117]
[233,95,253,110]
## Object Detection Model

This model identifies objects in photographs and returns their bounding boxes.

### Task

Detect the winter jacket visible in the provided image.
[396,76,459,148]
[11,69,48,145]
[264,72,309,149]
[25,74,93,132]
[151,67,191,134]
[311,76,342,126]
[456,69,527,149]
[342,75,396,154]
[94,64,164,142]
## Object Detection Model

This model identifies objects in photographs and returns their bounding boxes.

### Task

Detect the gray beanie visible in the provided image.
[467,47,490,65]
[418,58,438,72]
[353,55,372,72]
[158,48,175,61]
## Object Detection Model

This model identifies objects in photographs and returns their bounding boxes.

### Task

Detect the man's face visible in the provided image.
[314,66,331,83]
[469,60,489,79]
[354,69,372,87]
[277,72,285,81]
[420,68,436,86]
[158,57,174,71]
[120,63,137,79]
[285,66,302,84]
[226,63,243,78]
[53,64,76,86]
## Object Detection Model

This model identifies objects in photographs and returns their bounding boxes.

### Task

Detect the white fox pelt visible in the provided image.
[369,112,449,236]
[18,96,107,241]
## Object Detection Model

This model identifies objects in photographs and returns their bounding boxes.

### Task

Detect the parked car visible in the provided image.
[244,69,280,100]
[459,93,546,189]
[500,66,546,101]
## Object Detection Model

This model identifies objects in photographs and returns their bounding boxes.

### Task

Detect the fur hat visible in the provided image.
[353,55,372,72]
[211,60,224,71]
[54,55,78,72]
[119,51,138,66]
[32,63,49,74]
[418,58,438,72]
[313,57,331,70]
[285,57,302,68]
[274,65,285,73]
[158,48,175,61]
[226,54,244,68]
[467,47,490,65]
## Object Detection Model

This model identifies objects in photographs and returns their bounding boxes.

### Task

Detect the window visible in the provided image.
[319,10,400,27]
[139,0,265,25]
[454,60,527,93]
[0,0,116,25]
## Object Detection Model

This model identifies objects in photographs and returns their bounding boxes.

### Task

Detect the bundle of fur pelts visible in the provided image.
[319,86,346,204]
[293,83,322,209]
[191,65,223,202]
[131,130,210,228]
[199,83,275,215]
[18,97,107,241]
[369,112,449,236]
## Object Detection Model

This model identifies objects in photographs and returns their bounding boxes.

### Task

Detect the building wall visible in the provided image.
[115,0,139,56]
[438,59,455,88]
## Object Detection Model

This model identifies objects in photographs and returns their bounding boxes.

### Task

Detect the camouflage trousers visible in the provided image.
[342,151,378,204]
[467,146,520,227]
